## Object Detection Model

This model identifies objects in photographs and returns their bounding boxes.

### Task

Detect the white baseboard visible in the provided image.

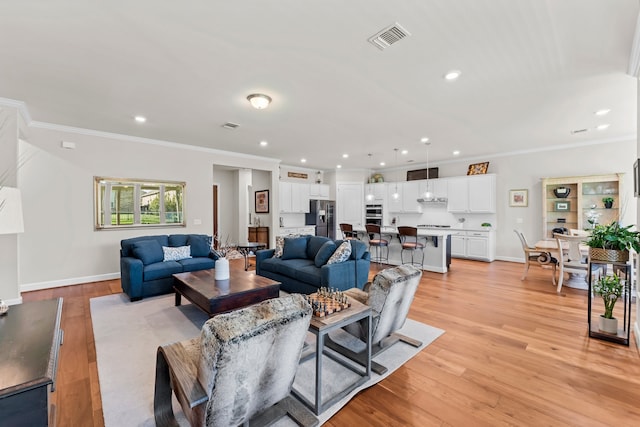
[20,272,120,293]
[5,296,23,306]
[495,256,523,263]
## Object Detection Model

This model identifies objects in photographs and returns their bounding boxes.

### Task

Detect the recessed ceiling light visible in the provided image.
[420,137,429,143]
[259,141,268,147]
[596,124,610,130]
[134,116,146,123]
[336,164,342,169]
[379,162,386,166]
[342,154,349,158]
[401,149,408,155]
[444,70,461,81]
[301,158,307,163]
[453,150,460,156]
[595,109,611,116]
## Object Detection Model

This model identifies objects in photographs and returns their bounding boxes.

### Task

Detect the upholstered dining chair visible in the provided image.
[554,233,589,293]
[514,230,557,285]
[397,226,425,268]
[154,294,317,427]
[339,223,359,240]
[324,264,423,375]
[365,223,390,264]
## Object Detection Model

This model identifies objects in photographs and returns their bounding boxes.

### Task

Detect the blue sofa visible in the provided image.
[255,235,370,294]
[120,234,217,301]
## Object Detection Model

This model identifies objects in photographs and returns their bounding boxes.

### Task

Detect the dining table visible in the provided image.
[534,239,589,289]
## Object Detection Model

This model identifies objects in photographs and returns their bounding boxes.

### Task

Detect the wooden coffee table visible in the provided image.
[173,269,280,317]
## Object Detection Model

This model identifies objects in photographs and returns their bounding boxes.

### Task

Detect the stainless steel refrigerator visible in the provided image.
[305,200,336,239]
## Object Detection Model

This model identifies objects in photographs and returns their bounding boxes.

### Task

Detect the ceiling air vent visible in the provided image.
[570,128,588,135]
[368,23,411,50]
[222,122,240,130]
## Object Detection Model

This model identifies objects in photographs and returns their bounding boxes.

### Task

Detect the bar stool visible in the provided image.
[339,223,359,240]
[397,226,425,268]
[365,223,389,264]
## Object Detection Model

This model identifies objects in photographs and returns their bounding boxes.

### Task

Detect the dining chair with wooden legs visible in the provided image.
[514,230,557,285]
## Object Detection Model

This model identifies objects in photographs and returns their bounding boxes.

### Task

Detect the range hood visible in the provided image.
[417,197,447,203]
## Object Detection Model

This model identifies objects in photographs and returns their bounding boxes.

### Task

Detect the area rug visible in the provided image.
[91,293,444,426]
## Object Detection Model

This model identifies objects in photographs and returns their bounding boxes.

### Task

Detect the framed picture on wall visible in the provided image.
[509,189,528,207]
[255,189,269,213]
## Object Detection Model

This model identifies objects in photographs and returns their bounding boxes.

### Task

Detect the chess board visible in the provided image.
[306,288,351,317]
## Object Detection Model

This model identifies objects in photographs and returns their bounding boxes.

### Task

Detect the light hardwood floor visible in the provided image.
[23,258,640,426]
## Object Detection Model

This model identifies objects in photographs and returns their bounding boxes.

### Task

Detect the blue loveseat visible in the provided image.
[120,234,217,301]
[255,235,370,294]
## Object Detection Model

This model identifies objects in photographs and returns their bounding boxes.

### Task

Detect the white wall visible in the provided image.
[17,125,279,292]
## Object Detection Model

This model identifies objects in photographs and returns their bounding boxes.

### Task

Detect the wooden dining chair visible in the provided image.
[514,230,557,285]
[554,233,589,293]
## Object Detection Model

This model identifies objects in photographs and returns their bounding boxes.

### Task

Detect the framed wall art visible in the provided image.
[467,162,489,175]
[509,189,528,207]
[554,201,570,212]
[255,189,269,213]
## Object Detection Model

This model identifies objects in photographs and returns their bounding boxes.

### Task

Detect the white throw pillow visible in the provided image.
[326,241,352,265]
[163,245,192,262]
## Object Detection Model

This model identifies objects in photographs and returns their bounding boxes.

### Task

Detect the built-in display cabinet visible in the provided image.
[541,174,622,238]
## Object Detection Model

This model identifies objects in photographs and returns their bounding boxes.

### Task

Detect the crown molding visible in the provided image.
[0,97,32,123]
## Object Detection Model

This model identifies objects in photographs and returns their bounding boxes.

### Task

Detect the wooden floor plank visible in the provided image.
[21,258,640,426]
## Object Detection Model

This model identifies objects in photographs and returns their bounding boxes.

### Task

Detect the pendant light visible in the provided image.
[365,153,375,201]
[423,141,433,199]
[392,148,400,200]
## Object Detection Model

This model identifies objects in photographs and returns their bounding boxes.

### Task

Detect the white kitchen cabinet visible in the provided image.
[309,184,330,199]
[387,183,403,213]
[279,182,310,213]
[450,230,495,261]
[401,181,421,213]
[364,182,386,202]
[447,174,495,213]
[387,181,421,213]
[418,178,448,199]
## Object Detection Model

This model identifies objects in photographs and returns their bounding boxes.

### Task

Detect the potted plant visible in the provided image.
[593,274,623,334]
[602,196,614,209]
[481,222,492,229]
[586,221,640,262]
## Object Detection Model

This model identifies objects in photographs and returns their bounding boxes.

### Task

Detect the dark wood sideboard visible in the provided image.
[0,298,63,426]
[248,226,269,248]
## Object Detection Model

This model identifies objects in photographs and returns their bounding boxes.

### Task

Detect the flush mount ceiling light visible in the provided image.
[453,150,460,156]
[247,93,272,109]
[420,137,429,143]
[595,109,611,116]
[401,149,408,155]
[342,153,349,158]
[134,116,146,123]
[596,124,610,130]
[301,158,307,163]
[336,164,342,169]
[259,140,268,147]
[444,70,461,81]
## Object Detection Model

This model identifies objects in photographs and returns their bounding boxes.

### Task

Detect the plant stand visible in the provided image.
[588,260,632,345]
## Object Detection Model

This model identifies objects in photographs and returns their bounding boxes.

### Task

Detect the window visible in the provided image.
[94,177,186,229]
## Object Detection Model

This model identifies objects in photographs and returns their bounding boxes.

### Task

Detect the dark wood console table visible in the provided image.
[0,298,64,426]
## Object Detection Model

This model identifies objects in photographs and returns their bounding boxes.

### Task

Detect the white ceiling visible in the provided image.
[1,0,638,170]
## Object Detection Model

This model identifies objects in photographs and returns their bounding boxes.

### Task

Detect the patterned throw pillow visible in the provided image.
[326,241,352,265]
[274,234,300,258]
[163,245,192,262]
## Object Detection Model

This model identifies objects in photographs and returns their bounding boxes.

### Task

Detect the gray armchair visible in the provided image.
[325,264,423,375]
[154,294,317,427]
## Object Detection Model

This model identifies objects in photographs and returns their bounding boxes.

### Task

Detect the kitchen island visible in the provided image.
[354,226,456,273]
